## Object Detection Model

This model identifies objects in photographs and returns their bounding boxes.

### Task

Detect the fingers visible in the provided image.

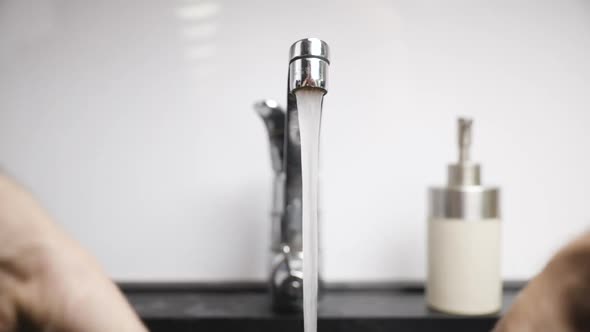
[56,273,148,332]
[27,230,148,332]
[0,297,16,332]
[0,174,147,331]
[491,274,573,332]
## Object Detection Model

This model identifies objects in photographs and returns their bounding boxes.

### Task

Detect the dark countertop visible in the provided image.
[123,283,520,332]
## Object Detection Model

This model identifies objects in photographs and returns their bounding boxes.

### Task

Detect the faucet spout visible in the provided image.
[282,37,330,252]
[254,38,330,313]
[289,38,330,94]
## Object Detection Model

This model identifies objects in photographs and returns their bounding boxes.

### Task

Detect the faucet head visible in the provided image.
[288,38,330,94]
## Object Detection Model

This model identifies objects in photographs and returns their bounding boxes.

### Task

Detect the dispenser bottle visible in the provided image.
[427,118,501,315]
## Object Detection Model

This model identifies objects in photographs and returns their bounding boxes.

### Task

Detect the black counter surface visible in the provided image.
[123,282,520,332]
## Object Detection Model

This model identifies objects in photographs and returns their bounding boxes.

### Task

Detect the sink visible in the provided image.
[123,282,519,332]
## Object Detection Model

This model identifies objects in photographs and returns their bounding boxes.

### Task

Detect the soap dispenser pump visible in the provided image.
[427,118,501,315]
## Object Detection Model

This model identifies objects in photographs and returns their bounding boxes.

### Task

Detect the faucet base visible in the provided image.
[270,249,303,313]
[269,248,325,313]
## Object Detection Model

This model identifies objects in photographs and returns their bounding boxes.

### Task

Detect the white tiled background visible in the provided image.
[1,0,589,282]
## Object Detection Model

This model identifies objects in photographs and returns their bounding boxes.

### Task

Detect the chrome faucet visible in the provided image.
[254,38,329,312]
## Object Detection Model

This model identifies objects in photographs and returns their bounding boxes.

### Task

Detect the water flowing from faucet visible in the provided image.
[296,88,324,332]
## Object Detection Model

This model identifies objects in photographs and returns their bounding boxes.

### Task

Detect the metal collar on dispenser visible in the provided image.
[429,118,500,220]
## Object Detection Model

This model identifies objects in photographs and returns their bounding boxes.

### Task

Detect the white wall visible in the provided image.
[0,0,589,282]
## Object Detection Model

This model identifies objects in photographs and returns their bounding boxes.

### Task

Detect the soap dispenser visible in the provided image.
[427,118,501,315]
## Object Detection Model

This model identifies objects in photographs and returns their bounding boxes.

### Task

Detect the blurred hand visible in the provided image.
[0,174,147,332]
[493,233,590,332]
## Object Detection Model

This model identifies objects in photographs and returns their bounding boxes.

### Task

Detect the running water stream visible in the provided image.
[295,88,324,332]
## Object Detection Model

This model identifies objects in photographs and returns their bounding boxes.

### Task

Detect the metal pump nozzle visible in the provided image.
[448,118,481,187]
[430,117,500,220]
[458,118,473,164]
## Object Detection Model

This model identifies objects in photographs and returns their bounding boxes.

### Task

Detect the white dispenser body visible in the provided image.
[427,218,501,315]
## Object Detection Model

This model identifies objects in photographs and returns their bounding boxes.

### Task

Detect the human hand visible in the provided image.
[493,233,590,332]
[0,174,147,332]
